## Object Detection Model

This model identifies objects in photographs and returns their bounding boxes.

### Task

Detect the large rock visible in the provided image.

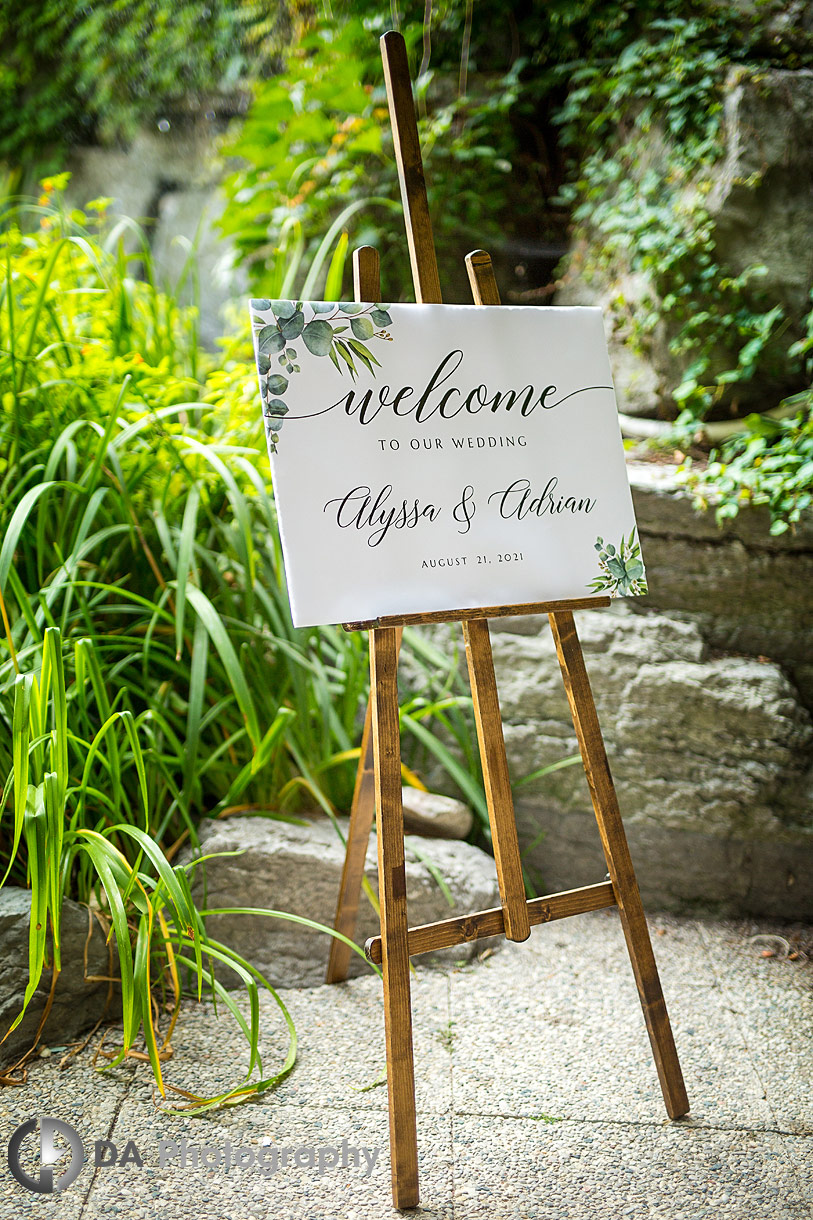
[708,68,813,322]
[482,605,813,919]
[65,111,246,347]
[401,787,473,839]
[0,889,116,1068]
[629,462,813,712]
[185,816,501,987]
[558,67,813,418]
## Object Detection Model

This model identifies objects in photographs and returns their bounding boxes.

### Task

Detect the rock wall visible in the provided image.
[559,67,813,419]
[65,111,245,346]
[419,464,813,920]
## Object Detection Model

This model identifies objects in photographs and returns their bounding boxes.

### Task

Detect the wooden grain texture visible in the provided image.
[469,243,688,1116]
[463,617,530,942]
[365,881,616,964]
[548,609,690,1119]
[341,595,610,632]
[466,248,501,307]
[370,627,420,1208]
[325,700,375,984]
[381,31,443,305]
[327,246,386,986]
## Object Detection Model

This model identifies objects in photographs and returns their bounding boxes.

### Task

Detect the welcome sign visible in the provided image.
[250,299,646,628]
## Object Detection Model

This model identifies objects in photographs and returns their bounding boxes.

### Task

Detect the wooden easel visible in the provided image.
[325,31,689,1210]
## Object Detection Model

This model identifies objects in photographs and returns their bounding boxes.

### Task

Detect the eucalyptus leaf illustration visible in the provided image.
[347,338,377,373]
[280,310,305,341]
[350,315,375,340]
[587,531,648,598]
[258,325,285,355]
[334,338,357,379]
[264,398,289,423]
[251,297,397,452]
[302,319,334,356]
[271,300,296,319]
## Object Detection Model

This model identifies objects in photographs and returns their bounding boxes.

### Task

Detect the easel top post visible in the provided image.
[381,30,443,305]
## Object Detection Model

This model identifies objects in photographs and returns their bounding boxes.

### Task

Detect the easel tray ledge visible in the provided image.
[343,594,612,632]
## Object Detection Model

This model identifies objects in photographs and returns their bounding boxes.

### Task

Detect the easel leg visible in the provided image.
[327,246,398,986]
[328,628,404,983]
[326,700,375,984]
[370,627,420,1208]
[462,618,531,942]
[548,610,690,1119]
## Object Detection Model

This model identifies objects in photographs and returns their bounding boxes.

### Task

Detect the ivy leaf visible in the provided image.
[258,326,285,355]
[302,319,335,356]
[350,315,375,340]
[266,374,289,394]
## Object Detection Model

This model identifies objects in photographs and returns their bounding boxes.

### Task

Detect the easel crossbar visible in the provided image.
[364,880,617,964]
[343,596,610,633]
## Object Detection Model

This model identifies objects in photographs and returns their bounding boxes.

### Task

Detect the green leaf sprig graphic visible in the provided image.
[250,299,393,452]
[587,529,648,598]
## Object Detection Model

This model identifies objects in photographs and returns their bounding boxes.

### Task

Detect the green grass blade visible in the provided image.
[174,484,200,660]
[183,585,260,748]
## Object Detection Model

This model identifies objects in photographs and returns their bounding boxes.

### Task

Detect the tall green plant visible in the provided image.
[0,186,497,1098]
[1,625,375,1109]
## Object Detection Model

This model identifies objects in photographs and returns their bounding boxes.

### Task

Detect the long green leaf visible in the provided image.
[183,585,260,748]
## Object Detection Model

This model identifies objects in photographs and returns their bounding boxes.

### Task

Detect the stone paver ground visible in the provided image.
[1,910,810,1219]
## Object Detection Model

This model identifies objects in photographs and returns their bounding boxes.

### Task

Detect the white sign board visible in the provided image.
[250,299,646,628]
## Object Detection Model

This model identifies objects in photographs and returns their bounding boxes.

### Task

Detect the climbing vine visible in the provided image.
[554,12,809,427]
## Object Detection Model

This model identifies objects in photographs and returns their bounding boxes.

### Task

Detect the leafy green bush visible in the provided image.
[0,0,285,164]
[678,394,813,534]
[0,183,486,1098]
[219,6,542,302]
[553,10,810,425]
